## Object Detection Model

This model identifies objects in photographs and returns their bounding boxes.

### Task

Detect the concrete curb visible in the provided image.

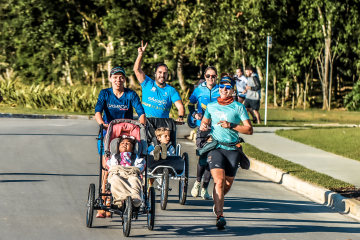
[0,113,95,120]
[186,129,360,222]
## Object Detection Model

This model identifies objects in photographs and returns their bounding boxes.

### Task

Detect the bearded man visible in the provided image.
[133,41,184,122]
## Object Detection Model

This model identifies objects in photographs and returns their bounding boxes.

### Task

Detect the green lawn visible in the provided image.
[255,108,360,126]
[0,105,93,116]
[242,143,354,189]
[275,127,360,162]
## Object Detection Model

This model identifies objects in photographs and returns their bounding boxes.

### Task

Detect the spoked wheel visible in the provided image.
[123,196,132,237]
[179,152,189,205]
[160,168,169,210]
[147,187,155,230]
[86,183,95,228]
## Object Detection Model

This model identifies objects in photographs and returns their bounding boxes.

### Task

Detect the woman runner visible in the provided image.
[199,76,253,229]
[188,66,220,200]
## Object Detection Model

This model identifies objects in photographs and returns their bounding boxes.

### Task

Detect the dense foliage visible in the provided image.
[1,0,360,110]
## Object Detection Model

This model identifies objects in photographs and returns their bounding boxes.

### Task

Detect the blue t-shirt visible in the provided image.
[204,101,250,150]
[141,75,182,118]
[95,88,145,123]
[188,82,220,126]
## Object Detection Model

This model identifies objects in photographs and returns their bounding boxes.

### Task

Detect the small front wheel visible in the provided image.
[123,196,132,237]
[147,187,155,230]
[86,183,95,228]
[179,153,189,205]
[160,168,169,210]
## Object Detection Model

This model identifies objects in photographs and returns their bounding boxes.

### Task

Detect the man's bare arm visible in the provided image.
[139,114,146,125]
[133,41,148,84]
[174,100,185,122]
[95,112,108,129]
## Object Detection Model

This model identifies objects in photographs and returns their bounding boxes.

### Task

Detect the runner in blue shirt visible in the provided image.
[94,66,146,218]
[95,66,146,155]
[133,41,185,121]
[188,66,220,201]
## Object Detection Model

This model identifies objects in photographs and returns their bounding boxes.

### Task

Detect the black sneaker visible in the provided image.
[154,145,161,161]
[216,215,226,230]
[160,143,168,160]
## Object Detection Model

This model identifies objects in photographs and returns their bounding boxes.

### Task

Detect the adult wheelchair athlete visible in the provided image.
[86,119,155,237]
[146,118,189,210]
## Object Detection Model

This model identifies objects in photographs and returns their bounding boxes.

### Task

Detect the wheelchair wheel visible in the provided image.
[86,183,95,228]
[147,187,155,230]
[123,196,132,237]
[160,168,169,210]
[179,152,189,205]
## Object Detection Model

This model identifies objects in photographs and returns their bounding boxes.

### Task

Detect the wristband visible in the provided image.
[229,123,235,129]
[179,115,184,119]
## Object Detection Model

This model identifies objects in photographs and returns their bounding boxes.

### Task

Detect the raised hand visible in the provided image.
[138,40,148,55]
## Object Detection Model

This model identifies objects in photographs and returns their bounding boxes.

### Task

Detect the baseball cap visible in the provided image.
[219,76,235,87]
[110,66,126,77]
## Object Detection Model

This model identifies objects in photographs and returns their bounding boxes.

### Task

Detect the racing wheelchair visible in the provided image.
[146,118,189,210]
[86,119,155,237]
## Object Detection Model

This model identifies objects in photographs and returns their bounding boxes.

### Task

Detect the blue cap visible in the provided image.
[110,66,126,77]
[220,76,235,87]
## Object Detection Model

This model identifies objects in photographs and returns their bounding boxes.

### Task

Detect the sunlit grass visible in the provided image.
[242,143,354,189]
[275,127,360,161]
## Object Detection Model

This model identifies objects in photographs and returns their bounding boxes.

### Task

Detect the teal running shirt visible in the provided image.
[204,101,250,150]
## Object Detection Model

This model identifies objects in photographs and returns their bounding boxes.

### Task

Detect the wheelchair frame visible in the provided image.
[147,125,189,210]
[86,123,156,237]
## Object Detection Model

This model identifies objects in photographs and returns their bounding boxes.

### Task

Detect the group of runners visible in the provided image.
[94,41,254,230]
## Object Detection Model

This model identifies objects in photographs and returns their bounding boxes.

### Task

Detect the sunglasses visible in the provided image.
[219,84,233,90]
[205,74,217,79]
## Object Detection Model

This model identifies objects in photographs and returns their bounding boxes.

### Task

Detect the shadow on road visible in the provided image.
[0,172,98,177]
[0,180,45,183]
[0,133,96,137]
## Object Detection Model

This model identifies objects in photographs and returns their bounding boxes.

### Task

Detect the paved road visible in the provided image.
[0,118,360,240]
[244,127,360,187]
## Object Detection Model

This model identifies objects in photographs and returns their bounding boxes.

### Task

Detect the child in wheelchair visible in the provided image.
[97,135,145,218]
[147,127,175,161]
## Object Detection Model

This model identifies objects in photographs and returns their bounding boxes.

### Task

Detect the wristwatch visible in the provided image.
[179,115,184,119]
[229,123,235,129]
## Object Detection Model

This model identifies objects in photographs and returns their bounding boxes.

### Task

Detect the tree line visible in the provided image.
[1,0,360,110]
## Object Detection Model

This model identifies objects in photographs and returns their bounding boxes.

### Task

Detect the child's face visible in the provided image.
[119,139,134,153]
[157,131,170,144]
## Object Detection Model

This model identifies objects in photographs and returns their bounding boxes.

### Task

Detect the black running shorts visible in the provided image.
[207,148,241,177]
[244,99,260,111]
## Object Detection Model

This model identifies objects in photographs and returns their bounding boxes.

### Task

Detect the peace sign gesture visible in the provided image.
[138,40,148,55]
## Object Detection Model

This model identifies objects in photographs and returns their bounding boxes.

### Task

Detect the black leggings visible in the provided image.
[197,162,211,188]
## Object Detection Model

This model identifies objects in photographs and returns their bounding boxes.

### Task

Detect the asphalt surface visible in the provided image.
[0,118,359,240]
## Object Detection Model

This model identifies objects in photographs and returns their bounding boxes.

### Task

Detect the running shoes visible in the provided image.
[201,188,211,200]
[216,215,226,230]
[191,181,201,197]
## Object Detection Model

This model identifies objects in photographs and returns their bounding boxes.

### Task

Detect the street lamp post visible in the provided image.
[265,36,272,125]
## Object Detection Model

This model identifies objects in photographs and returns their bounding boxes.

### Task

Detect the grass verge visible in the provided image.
[255,108,360,126]
[242,143,354,189]
[275,127,360,162]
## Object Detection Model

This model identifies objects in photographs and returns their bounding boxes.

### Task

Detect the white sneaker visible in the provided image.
[201,188,212,200]
[191,181,201,197]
